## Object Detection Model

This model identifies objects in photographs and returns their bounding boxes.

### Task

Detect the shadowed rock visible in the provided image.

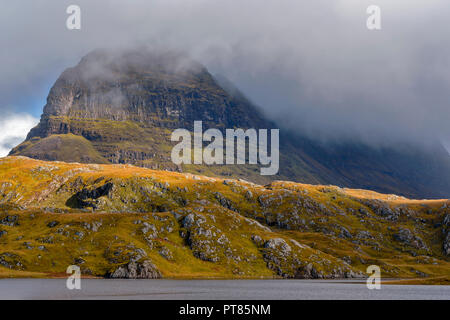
[106,260,162,279]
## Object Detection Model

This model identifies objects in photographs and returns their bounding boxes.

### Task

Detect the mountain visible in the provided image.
[9,48,450,199]
[0,156,449,280]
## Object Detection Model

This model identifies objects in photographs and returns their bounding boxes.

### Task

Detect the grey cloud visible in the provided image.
[0,113,39,157]
[1,0,450,149]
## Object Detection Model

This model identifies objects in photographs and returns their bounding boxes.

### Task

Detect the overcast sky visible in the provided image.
[1,0,450,156]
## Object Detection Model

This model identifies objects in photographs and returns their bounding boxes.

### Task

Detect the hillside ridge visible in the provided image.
[0,156,449,280]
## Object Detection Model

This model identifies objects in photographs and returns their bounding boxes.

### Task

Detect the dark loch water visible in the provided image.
[0,279,448,300]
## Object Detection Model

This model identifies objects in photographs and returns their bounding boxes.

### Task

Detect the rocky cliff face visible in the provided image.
[443,213,450,256]
[11,49,275,174]
[9,48,450,198]
[26,49,272,136]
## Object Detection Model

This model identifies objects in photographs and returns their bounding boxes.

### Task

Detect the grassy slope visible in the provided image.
[0,156,448,280]
[11,133,109,164]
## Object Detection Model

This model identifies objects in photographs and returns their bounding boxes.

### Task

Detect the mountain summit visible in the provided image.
[10,49,274,168]
[10,48,450,198]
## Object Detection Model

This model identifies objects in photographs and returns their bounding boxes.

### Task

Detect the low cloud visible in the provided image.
[1,1,450,149]
[0,113,39,157]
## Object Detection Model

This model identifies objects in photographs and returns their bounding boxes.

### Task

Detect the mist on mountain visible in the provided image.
[8,47,450,198]
[1,0,450,152]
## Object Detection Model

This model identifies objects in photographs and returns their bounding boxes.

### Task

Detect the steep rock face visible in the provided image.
[26,49,271,135]
[9,48,450,198]
[443,214,450,256]
[11,49,276,176]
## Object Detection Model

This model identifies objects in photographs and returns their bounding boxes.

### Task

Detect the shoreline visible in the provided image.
[1,274,449,285]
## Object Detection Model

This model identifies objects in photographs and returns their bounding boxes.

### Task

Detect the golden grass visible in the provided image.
[0,156,448,281]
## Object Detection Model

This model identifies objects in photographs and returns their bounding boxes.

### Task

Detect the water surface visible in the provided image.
[0,279,448,300]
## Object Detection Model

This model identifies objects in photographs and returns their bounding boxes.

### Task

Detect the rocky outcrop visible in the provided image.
[394,228,414,244]
[259,237,360,279]
[444,233,450,256]
[0,215,19,227]
[69,182,114,209]
[0,252,24,270]
[107,260,162,279]
[181,213,235,263]
[393,228,428,251]
[443,214,450,256]
[359,200,399,221]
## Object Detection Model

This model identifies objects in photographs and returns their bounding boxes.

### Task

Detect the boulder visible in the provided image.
[444,232,450,256]
[107,260,162,279]
[393,228,428,251]
[0,215,19,227]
